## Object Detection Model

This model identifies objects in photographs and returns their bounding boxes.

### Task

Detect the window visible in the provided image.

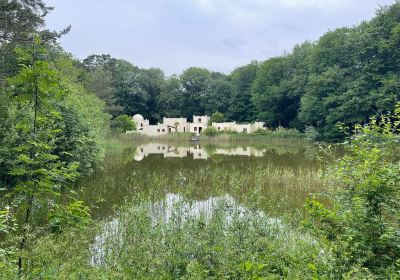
[184,127,186,132]
[194,127,197,131]
[198,118,201,122]
[243,128,248,133]
[157,129,160,132]
[218,127,220,130]
[141,123,143,128]
[162,129,165,132]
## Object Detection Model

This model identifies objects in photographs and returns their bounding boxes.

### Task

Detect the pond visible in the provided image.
[77,139,326,220]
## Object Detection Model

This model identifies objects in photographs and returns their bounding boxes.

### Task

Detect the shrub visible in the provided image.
[111,114,136,133]
[202,126,218,136]
[305,107,400,277]
[210,111,225,123]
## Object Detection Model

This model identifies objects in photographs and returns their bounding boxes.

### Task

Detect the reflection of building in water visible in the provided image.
[189,145,208,160]
[215,147,265,157]
[134,143,266,161]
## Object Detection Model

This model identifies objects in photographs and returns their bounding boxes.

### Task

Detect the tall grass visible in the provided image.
[20,192,333,279]
[118,127,310,144]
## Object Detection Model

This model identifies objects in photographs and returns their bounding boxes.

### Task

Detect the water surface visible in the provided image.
[78,139,325,220]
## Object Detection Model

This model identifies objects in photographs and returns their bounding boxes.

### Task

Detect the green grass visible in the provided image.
[118,127,311,145]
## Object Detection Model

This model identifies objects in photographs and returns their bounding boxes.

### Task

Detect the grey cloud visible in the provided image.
[44,0,395,75]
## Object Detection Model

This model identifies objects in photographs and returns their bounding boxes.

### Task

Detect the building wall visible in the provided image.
[193,115,210,125]
[163,117,187,126]
[189,123,207,135]
[212,122,265,134]
[131,114,263,136]
[190,115,210,135]
[250,122,265,132]
[212,122,251,133]
[139,124,170,136]
[163,117,189,133]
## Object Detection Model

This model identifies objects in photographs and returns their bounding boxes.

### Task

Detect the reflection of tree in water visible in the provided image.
[78,140,328,220]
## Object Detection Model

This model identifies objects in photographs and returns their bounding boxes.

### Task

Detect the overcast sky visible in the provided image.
[44,0,395,75]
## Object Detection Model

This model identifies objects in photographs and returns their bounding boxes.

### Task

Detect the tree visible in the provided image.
[5,38,80,274]
[252,43,312,128]
[227,62,258,122]
[306,108,400,277]
[157,75,184,117]
[210,112,225,123]
[0,0,50,45]
[112,59,149,117]
[140,68,164,123]
[204,72,232,115]
[180,67,210,118]
[111,114,136,133]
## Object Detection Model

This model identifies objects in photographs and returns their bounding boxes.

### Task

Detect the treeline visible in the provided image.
[81,1,400,140]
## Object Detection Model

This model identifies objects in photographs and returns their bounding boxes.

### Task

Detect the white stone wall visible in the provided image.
[189,123,206,135]
[139,124,170,136]
[212,122,264,133]
[131,113,263,136]
[192,115,210,125]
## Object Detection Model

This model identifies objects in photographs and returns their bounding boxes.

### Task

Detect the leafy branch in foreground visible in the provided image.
[305,104,400,278]
[4,37,82,276]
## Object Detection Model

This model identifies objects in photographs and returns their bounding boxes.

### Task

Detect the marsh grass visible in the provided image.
[117,128,309,144]
[20,192,332,279]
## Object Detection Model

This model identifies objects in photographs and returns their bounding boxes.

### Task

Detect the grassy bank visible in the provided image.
[117,126,314,144]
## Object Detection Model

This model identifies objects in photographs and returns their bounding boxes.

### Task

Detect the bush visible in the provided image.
[305,108,400,277]
[252,127,304,138]
[111,114,136,133]
[210,111,225,123]
[202,126,218,136]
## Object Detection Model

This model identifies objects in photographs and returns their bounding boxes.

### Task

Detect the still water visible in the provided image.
[78,139,326,220]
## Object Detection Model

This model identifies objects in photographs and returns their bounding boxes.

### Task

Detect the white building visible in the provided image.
[189,115,210,135]
[212,121,264,134]
[131,114,264,136]
[163,117,189,133]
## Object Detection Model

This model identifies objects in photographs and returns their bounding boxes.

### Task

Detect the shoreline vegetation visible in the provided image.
[120,126,315,143]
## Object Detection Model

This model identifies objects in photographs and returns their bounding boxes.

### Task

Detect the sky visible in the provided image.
[44,0,396,75]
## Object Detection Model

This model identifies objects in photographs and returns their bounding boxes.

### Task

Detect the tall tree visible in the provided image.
[227,61,258,122]
[180,67,210,118]
[204,72,232,116]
